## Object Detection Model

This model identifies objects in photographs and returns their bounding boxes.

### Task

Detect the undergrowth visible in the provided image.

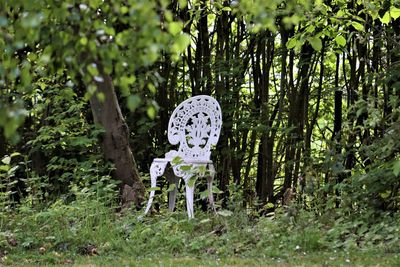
[0,197,399,266]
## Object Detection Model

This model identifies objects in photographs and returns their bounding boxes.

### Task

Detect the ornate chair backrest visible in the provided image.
[168,95,222,161]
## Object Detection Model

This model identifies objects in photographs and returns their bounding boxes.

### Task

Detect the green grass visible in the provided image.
[4,250,399,266]
[1,199,399,266]
[85,252,399,267]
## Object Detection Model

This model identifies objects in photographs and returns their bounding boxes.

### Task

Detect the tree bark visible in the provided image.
[89,64,145,208]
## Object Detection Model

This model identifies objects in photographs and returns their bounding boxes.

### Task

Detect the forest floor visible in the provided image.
[3,248,399,266]
[1,200,399,266]
[72,251,399,266]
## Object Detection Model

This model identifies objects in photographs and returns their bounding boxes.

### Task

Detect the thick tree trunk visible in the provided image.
[89,64,145,208]
[255,31,274,205]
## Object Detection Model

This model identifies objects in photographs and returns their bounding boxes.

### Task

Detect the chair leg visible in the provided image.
[166,168,179,212]
[168,185,178,212]
[207,163,216,212]
[185,180,195,219]
[144,179,156,215]
[144,161,167,215]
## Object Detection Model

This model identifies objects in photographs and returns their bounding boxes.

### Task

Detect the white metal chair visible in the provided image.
[144,95,222,218]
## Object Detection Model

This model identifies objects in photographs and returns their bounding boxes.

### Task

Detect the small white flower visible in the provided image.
[79,4,88,10]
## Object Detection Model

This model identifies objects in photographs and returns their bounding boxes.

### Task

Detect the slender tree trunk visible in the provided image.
[333,54,342,142]
[305,41,325,158]
[156,54,172,149]
[343,29,358,176]
[372,20,381,138]
[283,41,313,195]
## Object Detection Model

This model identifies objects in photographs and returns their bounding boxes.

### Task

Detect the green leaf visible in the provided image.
[0,165,10,172]
[200,218,211,224]
[180,165,192,171]
[335,35,346,47]
[87,63,99,76]
[171,34,191,53]
[356,106,366,118]
[380,11,391,25]
[199,189,209,199]
[120,75,136,96]
[147,105,156,119]
[148,187,160,191]
[10,152,21,158]
[187,176,196,187]
[197,165,206,174]
[351,21,365,31]
[265,202,274,209]
[115,32,126,46]
[172,156,183,165]
[21,64,32,86]
[80,37,88,45]
[120,6,129,14]
[308,36,322,51]
[27,52,37,62]
[391,7,400,20]
[147,83,156,94]
[166,184,176,192]
[380,190,391,199]
[8,165,19,175]
[127,94,141,112]
[393,160,400,177]
[178,0,187,8]
[168,21,183,36]
[286,37,298,49]
[89,0,102,9]
[217,210,233,217]
[1,156,11,165]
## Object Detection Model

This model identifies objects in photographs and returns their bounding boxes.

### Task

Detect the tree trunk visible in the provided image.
[89,64,145,208]
[283,40,313,195]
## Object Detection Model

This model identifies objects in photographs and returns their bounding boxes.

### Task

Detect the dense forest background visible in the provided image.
[1,0,400,264]
[2,0,399,213]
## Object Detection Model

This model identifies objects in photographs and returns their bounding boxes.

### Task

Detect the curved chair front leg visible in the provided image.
[144,161,168,215]
[172,164,196,218]
[184,175,195,219]
[207,163,216,212]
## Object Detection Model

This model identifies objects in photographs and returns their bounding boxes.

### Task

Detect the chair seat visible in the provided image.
[153,158,213,164]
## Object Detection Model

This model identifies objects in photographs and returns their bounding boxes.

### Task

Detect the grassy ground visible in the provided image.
[3,249,400,266]
[1,200,399,266]
[75,251,399,266]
